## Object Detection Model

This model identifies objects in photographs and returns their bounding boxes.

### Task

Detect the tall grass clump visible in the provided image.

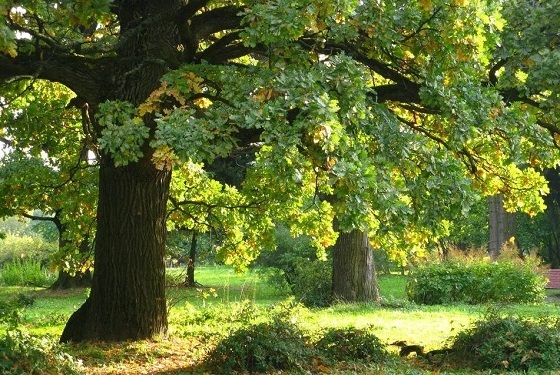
[406,246,547,305]
[0,260,56,287]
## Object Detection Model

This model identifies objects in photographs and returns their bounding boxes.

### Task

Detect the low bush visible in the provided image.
[0,259,56,287]
[314,326,388,363]
[406,260,546,305]
[0,330,83,375]
[450,312,560,372]
[206,318,311,373]
[256,225,332,307]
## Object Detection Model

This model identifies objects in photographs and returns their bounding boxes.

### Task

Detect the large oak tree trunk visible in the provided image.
[331,228,380,303]
[60,160,171,342]
[59,0,181,343]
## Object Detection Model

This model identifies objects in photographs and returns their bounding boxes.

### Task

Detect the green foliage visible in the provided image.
[406,259,546,305]
[257,226,332,307]
[451,313,560,372]
[98,100,150,167]
[206,304,311,373]
[0,260,56,287]
[314,326,388,363]
[0,330,83,375]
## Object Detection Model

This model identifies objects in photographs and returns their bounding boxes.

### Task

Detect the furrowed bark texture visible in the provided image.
[61,161,171,342]
[59,0,181,343]
[331,228,379,303]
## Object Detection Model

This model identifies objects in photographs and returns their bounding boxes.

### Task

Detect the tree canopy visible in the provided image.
[0,0,559,342]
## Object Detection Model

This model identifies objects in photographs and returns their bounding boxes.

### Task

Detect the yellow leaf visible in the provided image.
[182,72,205,94]
[193,97,212,108]
[419,0,432,11]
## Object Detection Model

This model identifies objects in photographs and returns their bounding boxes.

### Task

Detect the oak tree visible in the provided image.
[1,0,559,341]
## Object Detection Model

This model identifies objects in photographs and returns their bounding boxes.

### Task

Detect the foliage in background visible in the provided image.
[256,226,332,307]
[166,229,215,266]
[439,197,490,251]
[0,234,56,266]
[406,247,547,304]
[451,312,560,372]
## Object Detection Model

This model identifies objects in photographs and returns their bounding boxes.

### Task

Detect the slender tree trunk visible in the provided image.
[331,227,380,303]
[60,160,171,342]
[543,168,560,268]
[184,231,198,287]
[488,194,517,259]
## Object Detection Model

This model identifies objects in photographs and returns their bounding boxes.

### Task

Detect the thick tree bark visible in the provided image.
[59,0,181,343]
[60,160,171,342]
[331,227,380,303]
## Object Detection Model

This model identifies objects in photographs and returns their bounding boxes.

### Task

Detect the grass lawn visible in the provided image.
[2,265,560,374]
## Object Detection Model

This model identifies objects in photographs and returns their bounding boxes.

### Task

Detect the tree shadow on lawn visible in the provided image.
[69,337,209,375]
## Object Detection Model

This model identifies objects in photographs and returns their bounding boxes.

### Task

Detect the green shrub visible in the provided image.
[0,259,56,287]
[206,318,311,373]
[314,326,388,363]
[0,330,83,375]
[450,313,560,372]
[289,260,332,307]
[406,260,546,305]
[256,225,332,307]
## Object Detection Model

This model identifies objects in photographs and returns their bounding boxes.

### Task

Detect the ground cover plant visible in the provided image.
[450,311,560,372]
[1,265,560,374]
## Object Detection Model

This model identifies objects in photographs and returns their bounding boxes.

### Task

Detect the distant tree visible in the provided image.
[0,81,98,289]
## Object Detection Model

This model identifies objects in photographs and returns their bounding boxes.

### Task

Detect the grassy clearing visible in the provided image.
[2,265,560,374]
